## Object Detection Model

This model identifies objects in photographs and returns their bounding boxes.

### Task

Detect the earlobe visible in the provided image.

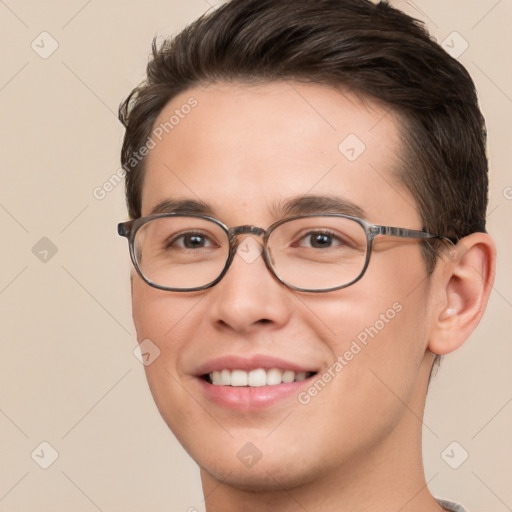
[428,232,496,355]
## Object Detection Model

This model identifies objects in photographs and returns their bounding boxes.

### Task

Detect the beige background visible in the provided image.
[1,0,511,510]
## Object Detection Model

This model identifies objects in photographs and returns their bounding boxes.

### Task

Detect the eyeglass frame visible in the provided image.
[117,212,456,293]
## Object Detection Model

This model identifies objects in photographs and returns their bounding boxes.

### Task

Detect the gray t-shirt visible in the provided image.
[436,498,468,512]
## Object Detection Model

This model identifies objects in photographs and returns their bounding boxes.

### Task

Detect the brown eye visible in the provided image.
[167,231,216,249]
[296,231,343,249]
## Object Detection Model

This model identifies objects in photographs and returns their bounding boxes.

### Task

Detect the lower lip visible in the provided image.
[196,377,314,410]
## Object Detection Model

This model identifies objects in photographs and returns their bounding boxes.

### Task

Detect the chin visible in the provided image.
[199,456,317,493]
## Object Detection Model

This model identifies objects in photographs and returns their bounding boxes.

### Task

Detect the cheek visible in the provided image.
[132,277,197,342]
[131,279,190,390]
[304,246,431,398]
[131,280,200,428]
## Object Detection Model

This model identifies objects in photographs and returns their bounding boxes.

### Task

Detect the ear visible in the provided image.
[428,232,496,355]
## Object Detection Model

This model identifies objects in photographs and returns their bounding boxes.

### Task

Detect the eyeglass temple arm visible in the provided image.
[117,220,134,238]
[374,225,455,243]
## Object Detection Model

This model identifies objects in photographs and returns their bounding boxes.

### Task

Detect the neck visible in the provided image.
[200,356,444,512]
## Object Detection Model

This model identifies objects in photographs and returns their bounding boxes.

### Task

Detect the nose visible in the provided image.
[208,235,293,335]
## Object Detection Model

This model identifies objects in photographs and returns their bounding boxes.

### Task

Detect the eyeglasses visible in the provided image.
[117,213,454,293]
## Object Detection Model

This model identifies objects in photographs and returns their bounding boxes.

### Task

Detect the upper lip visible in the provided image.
[195,354,318,376]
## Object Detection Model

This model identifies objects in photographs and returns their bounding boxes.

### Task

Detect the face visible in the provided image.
[131,81,439,490]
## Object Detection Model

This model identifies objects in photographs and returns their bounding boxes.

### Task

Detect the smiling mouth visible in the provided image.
[202,368,318,387]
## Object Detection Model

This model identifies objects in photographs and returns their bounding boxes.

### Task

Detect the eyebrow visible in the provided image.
[149,198,215,216]
[148,194,367,221]
[272,194,367,219]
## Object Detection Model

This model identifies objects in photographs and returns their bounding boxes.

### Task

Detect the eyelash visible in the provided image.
[293,230,347,248]
[162,228,354,251]
[166,231,217,249]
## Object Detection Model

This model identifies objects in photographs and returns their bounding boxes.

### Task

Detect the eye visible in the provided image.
[297,231,343,249]
[168,231,217,249]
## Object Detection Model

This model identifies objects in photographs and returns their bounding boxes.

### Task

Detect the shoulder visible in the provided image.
[436,498,469,512]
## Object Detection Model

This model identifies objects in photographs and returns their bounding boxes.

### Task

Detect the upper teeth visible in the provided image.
[209,368,309,387]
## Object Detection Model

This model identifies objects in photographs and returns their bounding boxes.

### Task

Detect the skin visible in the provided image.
[130,81,495,512]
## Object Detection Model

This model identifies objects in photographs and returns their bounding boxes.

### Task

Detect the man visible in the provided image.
[117,1,496,510]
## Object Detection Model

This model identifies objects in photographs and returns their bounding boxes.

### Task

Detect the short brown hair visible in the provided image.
[119,0,488,271]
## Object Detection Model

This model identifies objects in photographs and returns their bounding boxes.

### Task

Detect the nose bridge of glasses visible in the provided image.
[229,225,266,240]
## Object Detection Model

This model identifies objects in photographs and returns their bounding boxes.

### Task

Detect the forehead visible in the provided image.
[141,81,419,227]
